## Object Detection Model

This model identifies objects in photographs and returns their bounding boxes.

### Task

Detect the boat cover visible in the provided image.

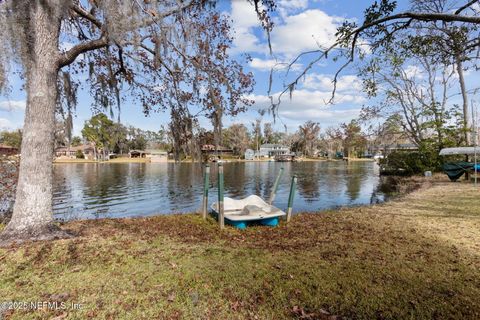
[442,162,474,181]
[439,147,480,156]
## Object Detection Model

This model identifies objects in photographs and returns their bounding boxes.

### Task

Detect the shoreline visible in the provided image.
[53,157,375,164]
[2,177,478,319]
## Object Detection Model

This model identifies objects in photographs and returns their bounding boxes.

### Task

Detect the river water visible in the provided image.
[52,161,390,221]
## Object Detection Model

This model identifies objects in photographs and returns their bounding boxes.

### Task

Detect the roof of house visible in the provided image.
[0,144,18,149]
[129,149,146,154]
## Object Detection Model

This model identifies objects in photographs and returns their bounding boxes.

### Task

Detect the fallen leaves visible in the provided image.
[292,305,341,320]
[167,291,176,302]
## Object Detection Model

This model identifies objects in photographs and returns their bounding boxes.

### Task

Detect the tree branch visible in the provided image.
[58,36,109,68]
[71,4,102,29]
[454,0,479,15]
[274,6,480,114]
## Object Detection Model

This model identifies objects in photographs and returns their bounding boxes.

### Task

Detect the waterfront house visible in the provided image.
[0,144,19,156]
[129,149,147,158]
[55,144,96,160]
[146,149,168,162]
[259,144,290,158]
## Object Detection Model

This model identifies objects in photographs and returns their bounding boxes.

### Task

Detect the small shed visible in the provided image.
[129,150,147,158]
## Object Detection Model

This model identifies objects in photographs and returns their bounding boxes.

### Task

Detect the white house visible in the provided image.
[258,144,290,158]
[146,149,168,162]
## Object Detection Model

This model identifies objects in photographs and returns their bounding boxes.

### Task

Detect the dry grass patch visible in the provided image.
[0,179,479,319]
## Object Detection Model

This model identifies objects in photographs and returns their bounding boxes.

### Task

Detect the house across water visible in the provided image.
[129,149,168,162]
[55,144,96,160]
[0,144,19,157]
[259,144,290,158]
[146,150,168,162]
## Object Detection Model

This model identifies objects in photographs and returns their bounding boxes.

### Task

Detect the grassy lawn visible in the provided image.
[1,180,479,319]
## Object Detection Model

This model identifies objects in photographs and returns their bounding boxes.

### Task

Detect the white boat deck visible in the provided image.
[211,195,286,221]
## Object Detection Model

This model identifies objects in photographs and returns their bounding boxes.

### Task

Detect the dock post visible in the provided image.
[202,164,210,219]
[218,163,225,229]
[286,175,297,223]
[268,167,284,205]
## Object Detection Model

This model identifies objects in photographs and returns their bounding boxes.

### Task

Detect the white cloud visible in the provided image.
[0,100,26,112]
[404,65,424,79]
[0,118,13,129]
[277,0,309,18]
[247,86,365,127]
[229,1,266,54]
[302,73,363,93]
[249,57,302,72]
[229,3,345,58]
[270,9,344,57]
[279,0,308,11]
[280,108,360,125]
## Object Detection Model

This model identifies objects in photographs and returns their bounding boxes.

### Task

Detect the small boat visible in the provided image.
[211,195,286,229]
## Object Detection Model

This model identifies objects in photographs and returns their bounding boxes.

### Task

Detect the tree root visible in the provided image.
[0,223,75,247]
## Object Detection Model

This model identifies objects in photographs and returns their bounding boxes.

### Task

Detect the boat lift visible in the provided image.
[201,164,297,229]
[440,97,479,184]
[439,147,480,183]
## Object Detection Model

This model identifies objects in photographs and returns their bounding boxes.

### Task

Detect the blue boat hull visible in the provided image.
[211,211,280,229]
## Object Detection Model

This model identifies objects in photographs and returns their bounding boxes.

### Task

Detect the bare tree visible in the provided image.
[322,127,344,159]
[298,121,321,157]
[0,0,265,244]
[269,0,480,127]
[223,124,250,156]
[263,122,274,144]
[360,51,457,150]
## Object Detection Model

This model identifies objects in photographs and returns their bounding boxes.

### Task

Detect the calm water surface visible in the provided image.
[53,161,389,220]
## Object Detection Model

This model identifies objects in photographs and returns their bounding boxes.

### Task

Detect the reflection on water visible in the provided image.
[53,161,390,220]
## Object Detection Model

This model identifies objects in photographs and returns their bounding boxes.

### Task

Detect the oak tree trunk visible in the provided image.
[0,2,71,244]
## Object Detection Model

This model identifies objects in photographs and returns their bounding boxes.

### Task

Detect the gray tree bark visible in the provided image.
[0,1,71,244]
[455,55,471,146]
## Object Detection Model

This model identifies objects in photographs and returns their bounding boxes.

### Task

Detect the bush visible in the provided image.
[76,150,85,159]
[381,145,441,176]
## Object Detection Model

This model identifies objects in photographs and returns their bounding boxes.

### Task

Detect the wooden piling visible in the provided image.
[286,175,297,223]
[202,164,210,219]
[268,167,284,205]
[218,163,225,229]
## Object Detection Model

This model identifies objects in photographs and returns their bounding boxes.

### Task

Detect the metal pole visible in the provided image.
[286,175,297,223]
[268,167,284,205]
[202,164,210,219]
[218,163,225,229]
[473,100,478,187]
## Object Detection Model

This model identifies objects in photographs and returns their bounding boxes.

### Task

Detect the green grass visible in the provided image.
[1,180,479,319]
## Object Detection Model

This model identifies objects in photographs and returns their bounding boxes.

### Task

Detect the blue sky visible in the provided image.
[0,0,477,136]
